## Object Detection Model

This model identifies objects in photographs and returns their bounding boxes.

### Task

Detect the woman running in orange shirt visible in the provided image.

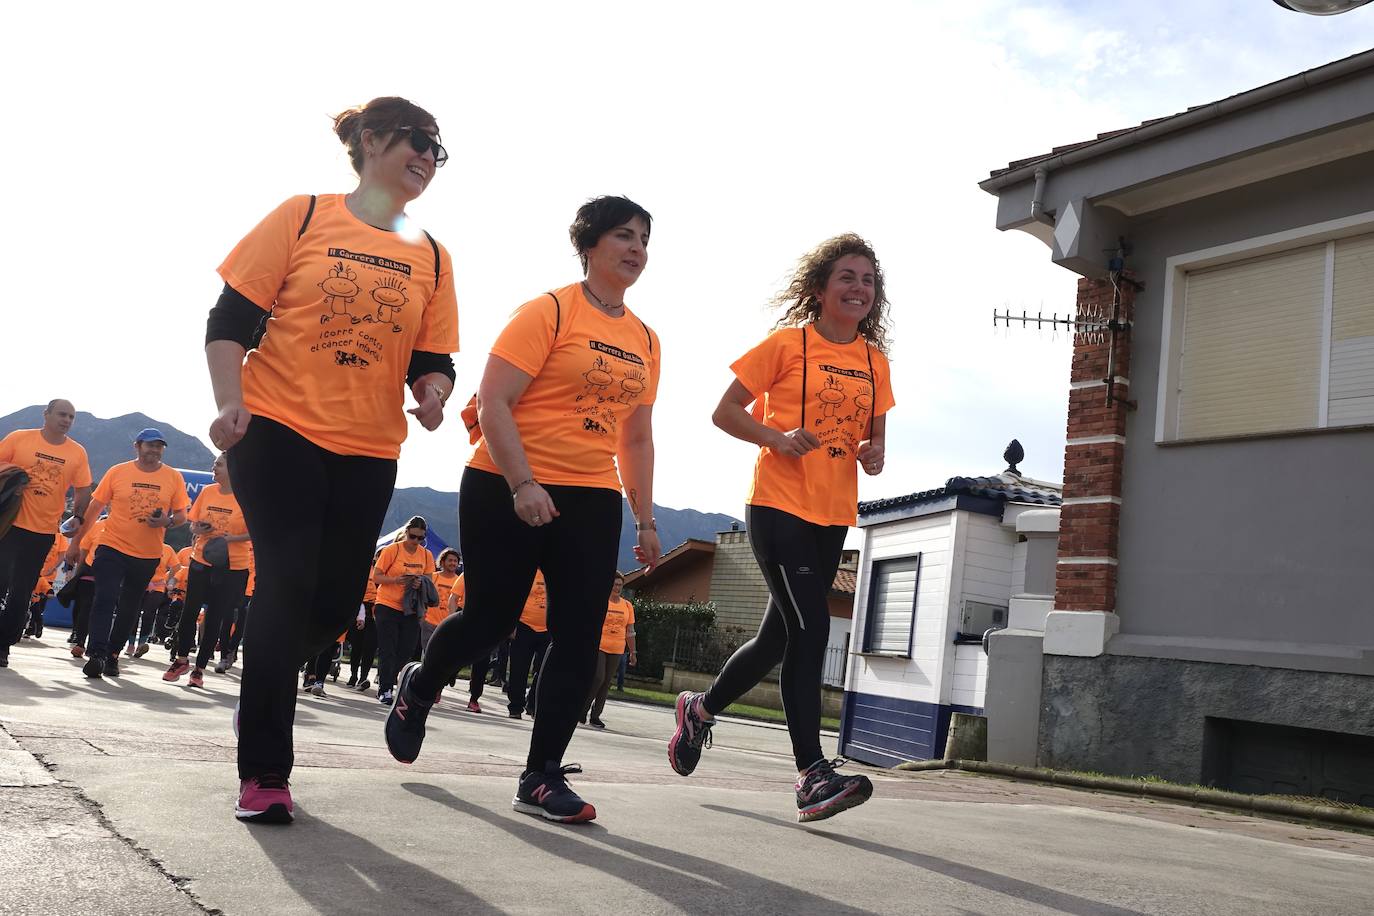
[385,196,661,824]
[204,97,459,824]
[668,235,896,823]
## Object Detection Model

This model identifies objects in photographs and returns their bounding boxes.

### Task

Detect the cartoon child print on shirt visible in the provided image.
[854,384,873,428]
[127,488,166,523]
[816,375,847,419]
[572,341,650,437]
[370,276,408,333]
[24,459,64,500]
[811,364,876,461]
[319,262,362,324]
[583,356,614,396]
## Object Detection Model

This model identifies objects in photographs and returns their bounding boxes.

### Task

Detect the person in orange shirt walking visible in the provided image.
[425,548,461,653]
[64,429,189,678]
[504,570,548,719]
[346,564,379,690]
[63,514,107,655]
[126,542,178,658]
[370,517,436,705]
[0,399,93,668]
[385,196,662,825]
[667,235,896,824]
[204,97,458,824]
[164,454,252,688]
[580,573,636,729]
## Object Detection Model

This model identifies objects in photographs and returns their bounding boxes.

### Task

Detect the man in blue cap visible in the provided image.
[64,428,189,678]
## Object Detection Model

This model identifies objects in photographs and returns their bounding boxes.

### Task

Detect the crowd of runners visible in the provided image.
[0,94,894,831]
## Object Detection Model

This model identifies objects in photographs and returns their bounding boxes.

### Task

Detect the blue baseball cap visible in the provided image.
[134,428,167,445]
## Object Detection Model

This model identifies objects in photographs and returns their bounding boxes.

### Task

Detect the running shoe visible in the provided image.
[135,643,150,658]
[513,764,596,823]
[225,654,237,671]
[668,691,714,776]
[70,645,84,659]
[357,678,370,691]
[163,659,191,682]
[508,710,522,720]
[346,673,358,688]
[81,655,104,679]
[124,645,136,658]
[385,661,438,764]
[214,658,228,674]
[104,656,121,678]
[189,669,205,688]
[589,717,606,730]
[235,774,293,824]
[378,689,394,705]
[794,757,873,823]
[309,682,325,697]
[466,700,481,714]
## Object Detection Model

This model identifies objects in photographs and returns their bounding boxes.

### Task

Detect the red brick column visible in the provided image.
[1055,275,1135,616]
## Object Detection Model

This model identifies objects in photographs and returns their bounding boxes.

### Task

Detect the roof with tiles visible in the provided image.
[858,470,1062,518]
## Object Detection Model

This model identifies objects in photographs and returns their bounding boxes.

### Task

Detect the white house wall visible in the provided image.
[849,512,954,706]
[948,512,1014,709]
[951,645,989,708]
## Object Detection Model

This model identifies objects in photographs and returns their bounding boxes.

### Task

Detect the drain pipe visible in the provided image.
[1029,167,1053,226]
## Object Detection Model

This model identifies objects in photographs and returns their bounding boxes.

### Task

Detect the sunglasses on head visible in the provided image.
[394,126,448,167]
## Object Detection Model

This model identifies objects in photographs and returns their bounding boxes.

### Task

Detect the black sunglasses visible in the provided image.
[406,532,425,541]
[394,126,448,167]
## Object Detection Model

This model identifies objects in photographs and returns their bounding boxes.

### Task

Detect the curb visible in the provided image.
[896,758,1374,831]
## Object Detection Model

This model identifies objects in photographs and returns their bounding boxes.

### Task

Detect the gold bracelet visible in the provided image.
[511,478,536,498]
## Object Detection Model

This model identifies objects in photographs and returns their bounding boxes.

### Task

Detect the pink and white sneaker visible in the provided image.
[235,774,293,823]
[795,757,873,823]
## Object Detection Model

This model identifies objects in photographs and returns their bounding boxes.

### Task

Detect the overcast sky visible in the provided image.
[4,1,1369,518]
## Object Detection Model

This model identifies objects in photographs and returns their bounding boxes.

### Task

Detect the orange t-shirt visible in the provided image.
[188,483,251,570]
[80,520,106,566]
[90,461,190,560]
[218,194,460,460]
[372,541,435,611]
[733,327,895,527]
[429,570,461,626]
[362,571,377,604]
[468,283,660,490]
[599,596,636,655]
[42,534,69,577]
[170,545,194,596]
[518,571,548,632]
[0,429,93,535]
[147,543,178,593]
[243,545,256,597]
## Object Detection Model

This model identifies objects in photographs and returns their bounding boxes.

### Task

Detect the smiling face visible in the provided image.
[816,254,876,327]
[584,217,649,289]
[134,440,165,465]
[212,454,228,486]
[361,125,439,203]
[441,553,460,573]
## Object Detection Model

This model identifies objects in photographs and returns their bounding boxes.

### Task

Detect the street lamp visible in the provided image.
[1272,0,1373,13]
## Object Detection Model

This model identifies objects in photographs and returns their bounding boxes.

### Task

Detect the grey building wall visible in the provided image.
[707,529,770,633]
[1114,150,1374,656]
[1040,654,1374,783]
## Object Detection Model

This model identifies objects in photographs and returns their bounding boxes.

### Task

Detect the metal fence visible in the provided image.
[666,626,848,689]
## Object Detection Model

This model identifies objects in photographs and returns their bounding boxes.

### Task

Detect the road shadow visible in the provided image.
[403,781,879,916]
[0,668,80,706]
[701,804,1149,916]
[243,802,503,915]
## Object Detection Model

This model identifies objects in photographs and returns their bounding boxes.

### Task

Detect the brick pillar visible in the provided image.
[1046,275,1135,655]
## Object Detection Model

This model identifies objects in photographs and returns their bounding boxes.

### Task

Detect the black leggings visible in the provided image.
[349,607,377,681]
[704,505,847,771]
[411,467,619,773]
[135,591,169,645]
[225,596,252,658]
[505,622,549,715]
[175,561,248,670]
[374,604,419,693]
[0,527,54,649]
[228,415,396,781]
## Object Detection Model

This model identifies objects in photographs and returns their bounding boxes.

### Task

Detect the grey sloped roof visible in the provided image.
[858,472,1062,517]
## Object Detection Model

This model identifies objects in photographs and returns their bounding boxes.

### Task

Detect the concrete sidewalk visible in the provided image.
[2,633,1372,915]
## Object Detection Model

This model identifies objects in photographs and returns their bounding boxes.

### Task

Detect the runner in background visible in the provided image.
[425,548,461,654]
[0,400,93,669]
[346,566,379,691]
[505,570,548,719]
[161,544,194,652]
[66,515,107,657]
[205,95,458,824]
[127,542,177,658]
[164,454,251,688]
[64,429,189,679]
[216,544,255,673]
[371,517,435,705]
[580,573,635,729]
[668,234,895,823]
[26,532,69,640]
[384,196,661,825]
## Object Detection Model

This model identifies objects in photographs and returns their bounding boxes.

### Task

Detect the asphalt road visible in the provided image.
[2,633,1372,916]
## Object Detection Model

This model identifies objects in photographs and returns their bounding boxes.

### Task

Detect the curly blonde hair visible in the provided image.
[773,234,890,354]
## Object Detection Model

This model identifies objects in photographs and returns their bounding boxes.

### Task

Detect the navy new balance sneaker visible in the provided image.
[385,661,441,764]
[513,763,596,823]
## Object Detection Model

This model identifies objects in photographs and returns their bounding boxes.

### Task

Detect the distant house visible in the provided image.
[978,50,1374,800]
[841,455,1062,767]
[623,538,716,605]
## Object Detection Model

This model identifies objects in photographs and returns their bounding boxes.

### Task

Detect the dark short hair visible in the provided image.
[569,196,652,272]
[405,516,427,532]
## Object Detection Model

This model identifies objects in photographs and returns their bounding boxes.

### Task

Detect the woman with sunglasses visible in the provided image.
[204,97,459,824]
[384,196,661,824]
[667,234,896,823]
[371,517,435,705]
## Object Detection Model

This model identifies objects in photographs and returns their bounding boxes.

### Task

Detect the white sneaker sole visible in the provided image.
[511,797,596,823]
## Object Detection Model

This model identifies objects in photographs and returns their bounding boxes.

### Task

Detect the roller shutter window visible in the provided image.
[1330,234,1374,427]
[1178,245,1325,439]
[864,555,920,655]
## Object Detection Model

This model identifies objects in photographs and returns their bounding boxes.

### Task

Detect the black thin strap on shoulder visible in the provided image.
[297,195,317,239]
[800,325,808,430]
[638,318,654,355]
[865,343,876,440]
[548,291,561,337]
[423,230,440,288]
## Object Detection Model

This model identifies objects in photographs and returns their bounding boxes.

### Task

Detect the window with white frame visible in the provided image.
[1166,230,1374,441]
[862,555,920,655]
